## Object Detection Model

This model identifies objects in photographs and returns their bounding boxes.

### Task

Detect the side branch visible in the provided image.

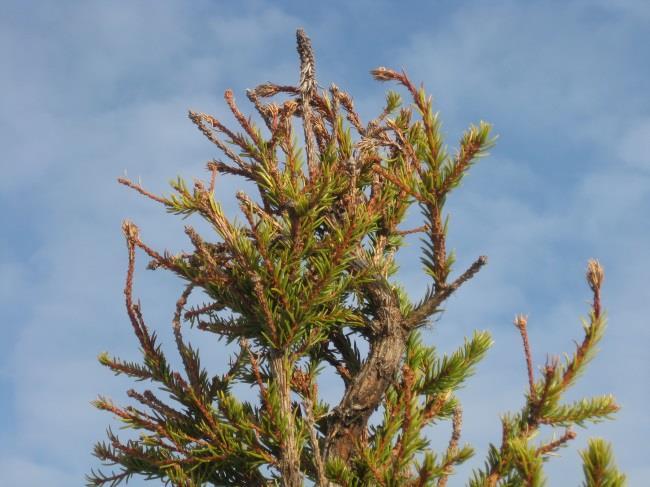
[514,315,536,401]
[118,177,167,205]
[404,256,487,329]
[438,404,464,487]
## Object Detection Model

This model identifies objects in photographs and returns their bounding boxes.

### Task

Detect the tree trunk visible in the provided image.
[324,278,406,463]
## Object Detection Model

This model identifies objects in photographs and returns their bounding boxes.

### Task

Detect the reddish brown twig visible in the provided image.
[118,177,167,204]
[438,404,464,487]
[514,314,536,402]
[536,429,577,456]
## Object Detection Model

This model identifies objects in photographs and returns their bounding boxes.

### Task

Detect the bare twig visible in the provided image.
[302,394,328,486]
[404,256,487,328]
[514,315,536,401]
[438,404,463,487]
[118,177,167,204]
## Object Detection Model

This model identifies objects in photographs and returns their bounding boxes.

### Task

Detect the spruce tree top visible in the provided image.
[89,29,625,487]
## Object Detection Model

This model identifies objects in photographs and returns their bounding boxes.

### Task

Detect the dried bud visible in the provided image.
[236,191,253,208]
[121,220,139,241]
[371,66,402,82]
[586,259,604,292]
[187,110,201,124]
[193,179,205,192]
[253,83,281,98]
[291,368,311,396]
[514,314,528,330]
[297,28,316,95]
[281,100,299,116]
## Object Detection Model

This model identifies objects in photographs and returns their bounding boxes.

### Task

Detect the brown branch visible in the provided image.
[241,339,271,414]
[391,365,416,473]
[207,159,253,179]
[536,429,577,456]
[330,83,365,135]
[423,390,452,423]
[404,256,488,328]
[172,284,199,392]
[184,301,224,321]
[302,393,328,487]
[250,82,299,98]
[249,273,279,344]
[118,177,167,204]
[237,192,293,319]
[514,315,536,402]
[437,404,463,487]
[121,221,155,354]
[396,225,428,236]
[127,389,185,422]
[188,111,250,170]
[427,204,447,285]
[95,397,185,452]
[207,161,218,193]
[245,88,275,131]
[224,89,262,146]
[122,220,184,277]
[528,359,558,429]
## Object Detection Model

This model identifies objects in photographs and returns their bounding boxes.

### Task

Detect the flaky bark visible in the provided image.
[324,275,406,463]
[323,257,487,464]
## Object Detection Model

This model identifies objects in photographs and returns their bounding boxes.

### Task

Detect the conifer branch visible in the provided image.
[404,255,487,329]
[188,111,252,171]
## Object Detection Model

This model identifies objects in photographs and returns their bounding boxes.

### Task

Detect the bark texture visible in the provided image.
[270,354,303,487]
[324,276,406,463]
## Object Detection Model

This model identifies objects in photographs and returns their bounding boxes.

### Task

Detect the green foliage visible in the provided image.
[580,438,626,487]
[89,30,622,486]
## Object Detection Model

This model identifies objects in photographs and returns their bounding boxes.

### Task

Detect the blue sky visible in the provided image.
[1,0,648,485]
